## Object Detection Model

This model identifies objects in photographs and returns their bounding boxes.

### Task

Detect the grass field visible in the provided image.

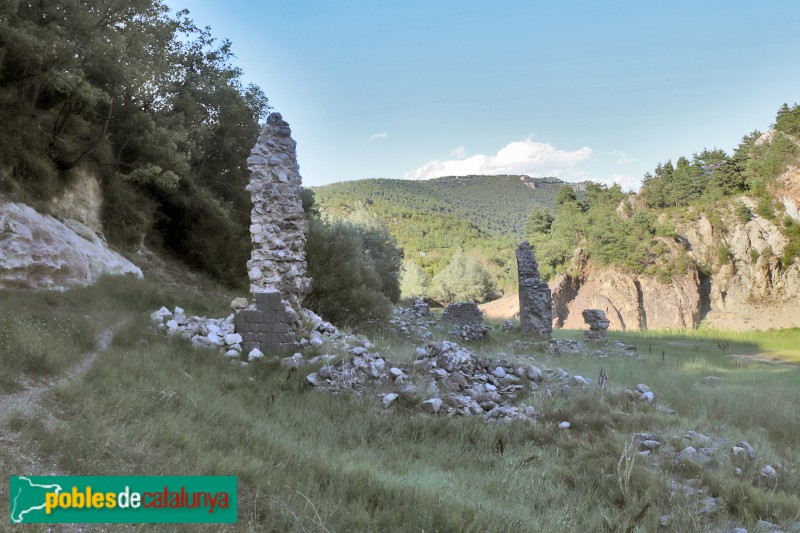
[2,278,800,531]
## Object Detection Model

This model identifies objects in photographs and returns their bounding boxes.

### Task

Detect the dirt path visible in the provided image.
[0,324,120,475]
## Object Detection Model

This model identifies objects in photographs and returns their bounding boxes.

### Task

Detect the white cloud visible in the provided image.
[450,146,467,158]
[369,132,388,141]
[404,139,592,180]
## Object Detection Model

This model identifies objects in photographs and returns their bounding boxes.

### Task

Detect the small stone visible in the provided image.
[248,348,264,361]
[306,373,320,387]
[421,398,442,414]
[760,464,777,479]
[660,514,673,527]
[383,393,399,408]
[492,367,506,378]
[573,375,590,386]
[225,349,240,358]
[698,496,720,516]
[389,367,404,378]
[756,519,782,532]
[738,441,756,459]
[224,333,243,345]
[641,391,654,403]
[526,365,544,382]
[318,365,333,379]
[559,421,570,429]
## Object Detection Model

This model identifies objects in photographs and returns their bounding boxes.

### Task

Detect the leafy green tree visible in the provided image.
[525,207,553,237]
[304,218,392,326]
[399,260,429,299]
[430,252,495,304]
[775,103,800,136]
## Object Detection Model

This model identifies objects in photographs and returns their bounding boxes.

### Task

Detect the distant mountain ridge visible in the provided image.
[313,174,586,238]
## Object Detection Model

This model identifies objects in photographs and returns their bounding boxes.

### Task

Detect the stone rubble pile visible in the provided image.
[629,428,785,530]
[151,306,248,358]
[582,308,610,341]
[304,338,604,424]
[441,301,490,341]
[150,304,374,366]
[389,298,436,341]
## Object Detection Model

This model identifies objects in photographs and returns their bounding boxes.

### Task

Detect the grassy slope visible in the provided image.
[2,279,800,531]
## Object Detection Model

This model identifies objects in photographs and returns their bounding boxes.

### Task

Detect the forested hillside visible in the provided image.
[312,175,585,296]
[313,175,578,237]
[0,0,268,284]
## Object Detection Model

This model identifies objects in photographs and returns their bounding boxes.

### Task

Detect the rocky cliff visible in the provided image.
[551,252,701,331]
[0,172,142,290]
[551,196,800,331]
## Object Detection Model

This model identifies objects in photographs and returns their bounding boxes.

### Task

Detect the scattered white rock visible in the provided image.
[421,398,443,414]
[248,348,264,361]
[559,421,571,429]
[383,393,399,408]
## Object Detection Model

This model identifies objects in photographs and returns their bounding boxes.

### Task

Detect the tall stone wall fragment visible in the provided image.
[234,112,310,355]
[245,112,311,310]
[515,241,553,337]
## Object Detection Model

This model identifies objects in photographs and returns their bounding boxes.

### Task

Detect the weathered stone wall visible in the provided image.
[441,302,484,327]
[515,241,552,336]
[234,291,299,355]
[245,112,310,311]
[235,112,309,355]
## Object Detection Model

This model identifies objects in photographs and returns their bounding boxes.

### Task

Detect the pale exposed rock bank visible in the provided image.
[0,201,142,290]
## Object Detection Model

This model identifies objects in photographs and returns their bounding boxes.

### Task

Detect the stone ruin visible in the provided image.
[515,241,552,337]
[441,301,490,340]
[234,112,312,355]
[582,309,610,341]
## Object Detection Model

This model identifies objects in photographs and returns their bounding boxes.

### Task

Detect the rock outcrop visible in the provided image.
[582,309,610,341]
[551,253,701,331]
[0,201,142,290]
[515,241,553,336]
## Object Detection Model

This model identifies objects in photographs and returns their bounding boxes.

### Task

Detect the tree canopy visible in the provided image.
[0,0,269,285]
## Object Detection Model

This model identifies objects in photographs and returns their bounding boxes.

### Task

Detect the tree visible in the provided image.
[399,260,429,299]
[525,207,553,238]
[304,218,392,326]
[430,252,495,304]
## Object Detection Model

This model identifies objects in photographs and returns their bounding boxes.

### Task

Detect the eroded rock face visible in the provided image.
[515,241,553,336]
[0,202,142,290]
[245,112,311,312]
[551,260,700,331]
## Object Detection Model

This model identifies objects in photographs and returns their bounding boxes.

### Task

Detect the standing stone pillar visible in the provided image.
[234,112,312,355]
[515,241,553,337]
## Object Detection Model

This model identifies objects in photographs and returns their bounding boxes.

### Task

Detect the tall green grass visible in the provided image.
[4,278,800,531]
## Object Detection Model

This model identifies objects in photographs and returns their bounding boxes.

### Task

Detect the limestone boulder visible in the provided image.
[0,202,142,290]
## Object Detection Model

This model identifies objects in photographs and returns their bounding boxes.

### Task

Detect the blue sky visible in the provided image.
[166,0,800,190]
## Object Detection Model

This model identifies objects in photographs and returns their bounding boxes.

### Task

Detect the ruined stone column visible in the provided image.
[515,241,553,337]
[234,112,311,355]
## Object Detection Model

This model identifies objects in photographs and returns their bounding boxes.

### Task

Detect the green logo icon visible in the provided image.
[9,476,237,524]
